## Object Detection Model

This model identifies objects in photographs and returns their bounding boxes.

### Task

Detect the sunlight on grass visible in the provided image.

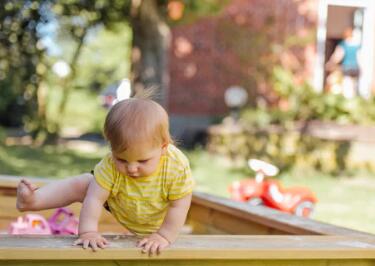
[186,148,249,197]
[280,170,375,234]
[47,89,107,135]
[0,86,107,177]
[0,142,109,178]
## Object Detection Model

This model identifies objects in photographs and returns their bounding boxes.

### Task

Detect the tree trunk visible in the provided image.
[130,0,171,107]
[53,27,88,138]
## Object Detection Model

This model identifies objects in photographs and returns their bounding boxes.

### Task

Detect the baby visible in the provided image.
[16,93,194,254]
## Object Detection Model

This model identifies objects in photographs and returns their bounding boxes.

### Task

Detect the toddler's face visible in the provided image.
[112,143,166,178]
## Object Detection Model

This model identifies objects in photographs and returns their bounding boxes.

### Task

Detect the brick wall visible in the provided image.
[168,0,319,116]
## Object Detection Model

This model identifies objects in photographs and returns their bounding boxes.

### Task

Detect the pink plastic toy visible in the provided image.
[9,214,52,235]
[48,208,79,235]
[8,208,78,235]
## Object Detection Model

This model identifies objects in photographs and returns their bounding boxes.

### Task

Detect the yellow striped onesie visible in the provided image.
[94,144,194,235]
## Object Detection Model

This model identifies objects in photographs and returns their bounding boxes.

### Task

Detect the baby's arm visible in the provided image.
[73,178,110,251]
[157,193,192,242]
[137,193,192,254]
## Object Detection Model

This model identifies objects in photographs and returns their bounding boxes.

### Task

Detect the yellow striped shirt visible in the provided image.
[94,144,194,235]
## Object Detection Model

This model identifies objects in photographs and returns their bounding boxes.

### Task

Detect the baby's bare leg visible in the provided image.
[16,173,93,211]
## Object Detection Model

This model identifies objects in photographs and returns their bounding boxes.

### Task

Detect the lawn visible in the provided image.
[47,89,107,135]
[0,142,107,178]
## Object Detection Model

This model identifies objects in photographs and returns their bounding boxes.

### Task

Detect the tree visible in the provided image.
[128,0,228,105]
[0,1,48,130]
[129,0,170,105]
[0,0,226,139]
[54,0,227,105]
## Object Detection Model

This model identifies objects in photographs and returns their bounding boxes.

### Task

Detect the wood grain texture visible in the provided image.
[189,191,375,237]
[2,260,375,266]
[1,235,375,260]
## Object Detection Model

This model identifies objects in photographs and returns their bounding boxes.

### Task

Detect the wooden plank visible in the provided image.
[1,260,375,266]
[187,204,270,234]
[189,192,375,237]
[1,235,375,261]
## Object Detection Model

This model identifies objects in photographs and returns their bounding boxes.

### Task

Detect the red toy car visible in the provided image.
[228,159,317,217]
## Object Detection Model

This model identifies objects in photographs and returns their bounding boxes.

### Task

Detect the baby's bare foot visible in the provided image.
[16,179,38,211]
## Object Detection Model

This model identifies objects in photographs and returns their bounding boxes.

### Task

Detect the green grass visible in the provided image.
[47,89,107,135]
[0,87,108,178]
[0,142,108,178]
[281,170,375,234]
[187,148,250,197]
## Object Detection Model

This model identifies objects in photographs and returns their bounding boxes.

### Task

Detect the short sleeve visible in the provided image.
[94,154,115,192]
[168,166,194,201]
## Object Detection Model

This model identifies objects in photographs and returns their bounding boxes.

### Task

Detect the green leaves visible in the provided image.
[0,0,46,127]
[243,66,375,127]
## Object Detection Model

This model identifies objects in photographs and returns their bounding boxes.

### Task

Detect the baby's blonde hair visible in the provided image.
[104,90,171,153]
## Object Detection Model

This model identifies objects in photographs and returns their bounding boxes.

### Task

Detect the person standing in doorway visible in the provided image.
[326,27,361,98]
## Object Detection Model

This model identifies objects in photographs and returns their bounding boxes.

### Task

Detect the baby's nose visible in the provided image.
[127,164,138,173]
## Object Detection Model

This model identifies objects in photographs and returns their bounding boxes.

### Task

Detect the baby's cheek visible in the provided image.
[145,163,158,175]
[115,162,126,174]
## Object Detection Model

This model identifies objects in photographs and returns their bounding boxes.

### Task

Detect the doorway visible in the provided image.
[314,0,375,98]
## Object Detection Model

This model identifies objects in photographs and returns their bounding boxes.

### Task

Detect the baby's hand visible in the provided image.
[137,232,170,255]
[73,231,109,252]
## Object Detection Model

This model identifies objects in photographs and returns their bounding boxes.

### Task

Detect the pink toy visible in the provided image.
[9,214,52,235]
[8,208,78,235]
[48,208,79,235]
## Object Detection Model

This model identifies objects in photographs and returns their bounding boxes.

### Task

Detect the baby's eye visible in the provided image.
[116,158,128,163]
[139,159,149,163]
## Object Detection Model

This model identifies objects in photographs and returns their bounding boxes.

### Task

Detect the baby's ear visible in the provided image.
[161,143,168,154]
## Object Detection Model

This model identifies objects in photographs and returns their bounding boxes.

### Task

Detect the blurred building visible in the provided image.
[167,0,375,145]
